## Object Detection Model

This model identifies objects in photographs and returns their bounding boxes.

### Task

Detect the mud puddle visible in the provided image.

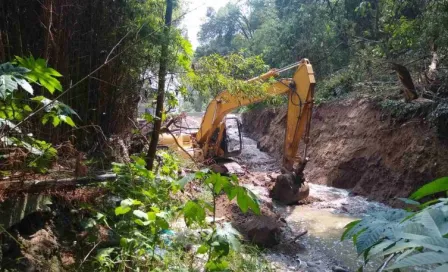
[238,134,420,272]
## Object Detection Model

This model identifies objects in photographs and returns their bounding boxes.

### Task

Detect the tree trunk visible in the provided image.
[390,63,418,102]
[146,0,173,170]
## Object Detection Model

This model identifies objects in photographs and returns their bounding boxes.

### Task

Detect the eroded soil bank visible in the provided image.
[242,98,448,205]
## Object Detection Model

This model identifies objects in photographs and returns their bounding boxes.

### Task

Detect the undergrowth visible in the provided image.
[76,152,269,271]
[315,69,355,105]
[379,99,448,138]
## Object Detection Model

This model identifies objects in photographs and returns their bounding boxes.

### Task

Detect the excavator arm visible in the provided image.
[195,59,315,170]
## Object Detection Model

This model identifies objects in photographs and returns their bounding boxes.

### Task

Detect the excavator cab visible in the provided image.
[221,117,243,157]
[209,117,243,158]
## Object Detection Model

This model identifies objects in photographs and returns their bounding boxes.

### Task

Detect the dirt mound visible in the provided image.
[215,172,287,247]
[215,197,284,248]
[242,98,448,206]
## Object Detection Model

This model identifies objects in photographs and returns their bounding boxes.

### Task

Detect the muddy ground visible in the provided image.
[243,98,448,206]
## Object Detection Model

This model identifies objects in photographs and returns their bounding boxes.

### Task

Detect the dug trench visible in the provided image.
[242,97,448,206]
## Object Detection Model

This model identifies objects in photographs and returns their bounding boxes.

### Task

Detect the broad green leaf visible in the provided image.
[387,252,448,270]
[215,222,241,251]
[156,218,169,230]
[95,248,115,263]
[366,240,395,259]
[0,62,29,75]
[205,260,229,271]
[177,173,195,189]
[418,236,448,252]
[147,212,157,221]
[416,210,442,237]
[0,118,21,132]
[52,116,60,127]
[226,186,238,200]
[15,56,63,94]
[397,198,420,206]
[14,77,33,94]
[183,200,206,226]
[133,210,149,220]
[197,244,208,254]
[374,241,421,258]
[236,187,249,213]
[131,156,146,166]
[59,115,75,127]
[0,75,18,98]
[134,219,150,226]
[214,175,229,194]
[23,105,32,112]
[355,223,389,254]
[410,177,448,200]
[236,187,260,214]
[342,220,362,241]
[115,206,131,216]
[132,199,143,205]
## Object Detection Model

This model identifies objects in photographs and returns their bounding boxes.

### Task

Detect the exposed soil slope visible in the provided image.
[243,98,448,205]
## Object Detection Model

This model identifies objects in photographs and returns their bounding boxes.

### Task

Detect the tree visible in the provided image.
[146,0,174,170]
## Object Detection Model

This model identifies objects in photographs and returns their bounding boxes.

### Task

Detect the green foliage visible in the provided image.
[316,69,355,104]
[0,57,76,172]
[380,99,434,121]
[379,99,448,138]
[342,177,448,271]
[84,153,261,271]
[184,53,271,106]
[429,102,448,138]
[193,0,448,113]
[410,177,448,201]
[14,56,63,94]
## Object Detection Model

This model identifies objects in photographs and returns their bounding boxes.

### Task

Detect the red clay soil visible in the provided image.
[243,98,448,206]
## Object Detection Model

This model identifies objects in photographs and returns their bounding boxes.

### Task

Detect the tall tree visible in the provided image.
[146,0,173,170]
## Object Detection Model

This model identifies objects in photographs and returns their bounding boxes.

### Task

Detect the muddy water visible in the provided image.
[238,134,411,272]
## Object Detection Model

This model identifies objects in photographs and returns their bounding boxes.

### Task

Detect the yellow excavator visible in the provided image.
[159,59,315,204]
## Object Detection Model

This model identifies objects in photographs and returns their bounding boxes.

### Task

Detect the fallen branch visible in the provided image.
[163,128,197,164]
[288,230,308,243]
[0,173,117,193]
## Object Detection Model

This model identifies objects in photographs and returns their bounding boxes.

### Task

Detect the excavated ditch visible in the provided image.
[242,98,448,206]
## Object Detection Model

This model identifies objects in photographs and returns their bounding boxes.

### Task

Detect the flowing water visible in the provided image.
[238,134,421,272]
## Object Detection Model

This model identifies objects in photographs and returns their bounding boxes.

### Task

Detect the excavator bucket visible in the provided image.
[270,159,310,205]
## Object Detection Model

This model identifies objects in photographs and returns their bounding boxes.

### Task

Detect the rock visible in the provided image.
[209,163,228,174]
[244,215,283,247]
[307,268,320,272]
[307,261,317,267]
[332,265,349,272]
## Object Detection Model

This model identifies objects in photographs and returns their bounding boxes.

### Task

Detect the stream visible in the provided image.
[237,135,419,272]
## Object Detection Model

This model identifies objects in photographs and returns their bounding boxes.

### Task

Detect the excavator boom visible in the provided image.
[195,59,315,169]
